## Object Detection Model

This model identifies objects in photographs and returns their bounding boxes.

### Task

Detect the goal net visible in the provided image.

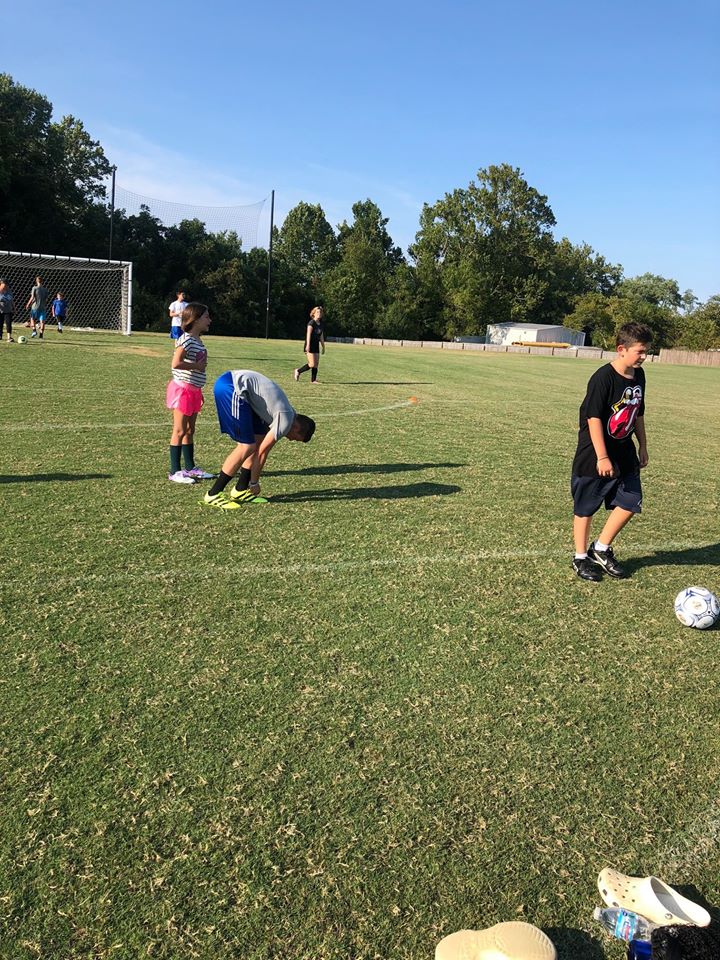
[112,185,267,249]
[0,250,132,335]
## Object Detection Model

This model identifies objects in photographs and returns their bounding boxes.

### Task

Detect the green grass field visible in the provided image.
[2,332,719,960]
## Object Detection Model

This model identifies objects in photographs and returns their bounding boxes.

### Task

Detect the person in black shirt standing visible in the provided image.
[294,306,325,384]
[570,322,652,581]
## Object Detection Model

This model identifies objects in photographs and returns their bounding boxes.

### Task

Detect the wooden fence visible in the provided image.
[658,349,720,367]
[327,338,720,368]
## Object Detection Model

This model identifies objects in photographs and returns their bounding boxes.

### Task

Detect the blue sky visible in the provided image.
[5,0,719,299]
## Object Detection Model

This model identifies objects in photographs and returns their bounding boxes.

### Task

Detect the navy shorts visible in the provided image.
[571,472,643,517]
[214,372,268,443]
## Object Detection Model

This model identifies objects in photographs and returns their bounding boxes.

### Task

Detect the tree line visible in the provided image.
[1,73,718,349]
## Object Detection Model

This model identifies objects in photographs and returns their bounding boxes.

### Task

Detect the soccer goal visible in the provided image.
[0,250,133,335]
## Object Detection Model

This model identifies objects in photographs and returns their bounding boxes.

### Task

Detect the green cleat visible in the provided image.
[227,486,269,504]
[202,491,242,510]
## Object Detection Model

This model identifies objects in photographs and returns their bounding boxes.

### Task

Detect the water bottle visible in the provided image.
[627,939,652,959]
[593,906,656,942]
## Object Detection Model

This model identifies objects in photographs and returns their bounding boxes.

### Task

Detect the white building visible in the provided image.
[484,322,586,347]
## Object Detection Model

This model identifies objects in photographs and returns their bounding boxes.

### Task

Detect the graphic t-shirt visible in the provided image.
[572,363,646,477]
[169,298,187,330]
[172,333,207,388]
[231,369,296,441]
[30,285,49,312]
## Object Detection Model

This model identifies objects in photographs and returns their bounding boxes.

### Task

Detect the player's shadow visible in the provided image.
[0,473,112,484]
[265,461,465,478]
[624,542,720,574]
[543,928,604,959]
[271,481,461,502]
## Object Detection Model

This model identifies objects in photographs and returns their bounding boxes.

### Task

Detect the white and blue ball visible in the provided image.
[674,587,720,629]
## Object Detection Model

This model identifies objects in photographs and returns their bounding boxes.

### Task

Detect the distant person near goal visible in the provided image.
[51,291,68,333]
[169,289,188,340]
[294,306,326,383]
[25,276,49,338]
[0,279,14,342]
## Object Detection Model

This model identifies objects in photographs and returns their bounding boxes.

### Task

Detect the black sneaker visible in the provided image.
[572,556,603,581]
[587,543,626,579]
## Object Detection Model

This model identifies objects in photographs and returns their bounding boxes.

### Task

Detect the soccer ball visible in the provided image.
[674,587,720,629]
[18,335,27,344]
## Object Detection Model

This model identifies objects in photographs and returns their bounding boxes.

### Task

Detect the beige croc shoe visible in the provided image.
[436,921,557,960]
[598,867,711,927]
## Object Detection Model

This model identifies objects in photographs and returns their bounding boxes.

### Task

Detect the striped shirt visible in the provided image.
[172,333,207,388]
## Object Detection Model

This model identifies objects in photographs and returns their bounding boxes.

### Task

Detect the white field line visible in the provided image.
[0,400,417,430]
[10,541,710,590]
[314,400,414,418]
[0,422,170,431]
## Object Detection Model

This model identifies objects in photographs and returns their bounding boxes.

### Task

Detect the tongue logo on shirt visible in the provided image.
[608,384,642,439]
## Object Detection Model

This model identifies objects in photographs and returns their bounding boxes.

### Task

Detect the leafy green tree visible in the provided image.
[563,292,615,347]
[411,164,556,336]
[323,199,404,336]
[274,202,339,283]
[538,239,622,323]
[272,203,339,337]
[203,246,269,337]
[618,273,683,311]
[0,73,111,252]
[375,262,443,340]
[675,296,720,350]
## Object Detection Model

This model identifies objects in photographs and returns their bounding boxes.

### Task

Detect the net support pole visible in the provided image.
[108,165,117,261]
[126,260,133,336]
[264,189,275,340]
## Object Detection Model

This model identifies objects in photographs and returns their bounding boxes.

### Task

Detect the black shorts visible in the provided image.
[571,472,643,517]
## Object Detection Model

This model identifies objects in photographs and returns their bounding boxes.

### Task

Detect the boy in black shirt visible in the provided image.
[571,322,652,581]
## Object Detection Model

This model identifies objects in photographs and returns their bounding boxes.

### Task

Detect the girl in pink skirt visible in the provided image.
[166,302,215,483]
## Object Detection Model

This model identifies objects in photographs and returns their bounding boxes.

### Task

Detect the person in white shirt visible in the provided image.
[168,289,188,340]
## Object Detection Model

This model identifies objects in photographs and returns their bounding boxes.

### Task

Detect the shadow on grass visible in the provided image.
[625,542,720,574]
[270,481,461,503]
[0,473,112,484]
[543,927,604,959]
[265,461,466,478]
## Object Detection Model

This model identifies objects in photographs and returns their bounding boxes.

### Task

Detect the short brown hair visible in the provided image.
[617,322,652,348]
[294,414,316,442]
[181,302,208,331]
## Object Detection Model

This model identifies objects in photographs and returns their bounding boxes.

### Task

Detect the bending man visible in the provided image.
[203,369,316,510]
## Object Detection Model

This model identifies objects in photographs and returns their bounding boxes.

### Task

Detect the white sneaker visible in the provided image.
[168,470,197,484]
[185,467,216,480]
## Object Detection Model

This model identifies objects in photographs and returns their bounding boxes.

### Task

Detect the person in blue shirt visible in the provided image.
[0,279,14,342]
[51,291,68,333]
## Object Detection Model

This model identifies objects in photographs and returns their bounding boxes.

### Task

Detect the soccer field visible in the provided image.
[2,333,719,959]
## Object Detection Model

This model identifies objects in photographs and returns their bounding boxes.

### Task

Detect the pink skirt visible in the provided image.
[166,381,204,415]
